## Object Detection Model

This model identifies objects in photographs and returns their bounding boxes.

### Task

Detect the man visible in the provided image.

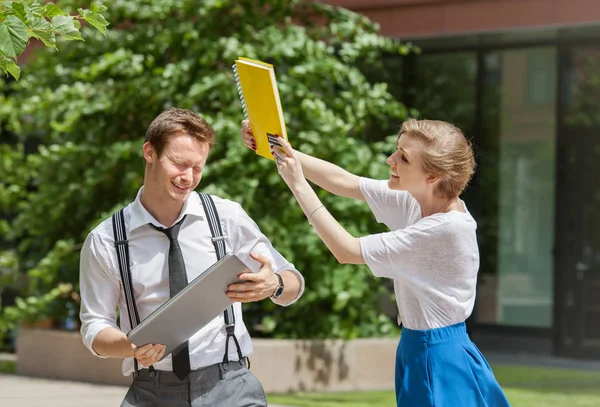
[79,108,304,406]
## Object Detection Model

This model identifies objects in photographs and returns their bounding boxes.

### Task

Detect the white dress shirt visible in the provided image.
[79,189,304,376]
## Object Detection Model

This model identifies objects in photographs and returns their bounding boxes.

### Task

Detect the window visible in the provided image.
[478,47,557,327]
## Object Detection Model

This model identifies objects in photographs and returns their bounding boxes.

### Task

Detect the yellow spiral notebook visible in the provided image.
[233,57,288,161]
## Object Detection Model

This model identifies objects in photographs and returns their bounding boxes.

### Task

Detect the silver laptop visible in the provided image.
[127,252,248,360]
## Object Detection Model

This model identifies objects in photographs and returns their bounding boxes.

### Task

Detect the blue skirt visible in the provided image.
[395,322,511,407]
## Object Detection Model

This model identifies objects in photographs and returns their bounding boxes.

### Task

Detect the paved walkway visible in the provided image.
[0,374,293,407]
[0,374,128,407]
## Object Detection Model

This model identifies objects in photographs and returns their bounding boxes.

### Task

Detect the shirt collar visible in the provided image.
[128,187,205,233]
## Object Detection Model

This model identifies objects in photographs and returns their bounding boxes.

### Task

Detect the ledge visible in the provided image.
[16,328,397,392]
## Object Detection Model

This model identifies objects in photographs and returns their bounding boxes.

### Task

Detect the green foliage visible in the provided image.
[565,54,600,127]
[0,1,109,80]
[0,0,412,341]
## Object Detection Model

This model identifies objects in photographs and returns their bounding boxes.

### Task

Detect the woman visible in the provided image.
[240,118,510,406]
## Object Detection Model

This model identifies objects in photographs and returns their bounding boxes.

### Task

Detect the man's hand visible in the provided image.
[226,252,279,303]
[131,343,166,367]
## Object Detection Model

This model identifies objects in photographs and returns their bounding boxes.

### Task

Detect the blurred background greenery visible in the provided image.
[0,0,415,349]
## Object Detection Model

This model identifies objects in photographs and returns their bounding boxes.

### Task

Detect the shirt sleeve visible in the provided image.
[228,203,305,306]
[359,217,448,282]
[79,232,121,358]
[359,177,421,230]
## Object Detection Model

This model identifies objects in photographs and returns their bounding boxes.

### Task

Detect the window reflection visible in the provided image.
[481,48,557,327]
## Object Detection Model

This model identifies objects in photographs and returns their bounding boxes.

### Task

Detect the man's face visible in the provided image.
[143,132,210,205]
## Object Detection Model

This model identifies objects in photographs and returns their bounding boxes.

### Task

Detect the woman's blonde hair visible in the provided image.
[399,119,475,197]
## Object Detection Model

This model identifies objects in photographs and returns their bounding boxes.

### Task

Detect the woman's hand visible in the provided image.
[240,119,307,190]
[270,135,307,191]
[240,120,257,151]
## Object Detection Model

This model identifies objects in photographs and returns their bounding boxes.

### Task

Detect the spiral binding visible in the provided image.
[232,64,248,120]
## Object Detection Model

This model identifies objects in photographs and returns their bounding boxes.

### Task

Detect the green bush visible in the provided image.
[0,0,411,342]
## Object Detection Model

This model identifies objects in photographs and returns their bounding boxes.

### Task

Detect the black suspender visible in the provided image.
[112,208,145,376]
[111,192,243,377]
[198,192,243,366]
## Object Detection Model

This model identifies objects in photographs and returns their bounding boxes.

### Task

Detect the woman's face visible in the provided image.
[386,134,431,195]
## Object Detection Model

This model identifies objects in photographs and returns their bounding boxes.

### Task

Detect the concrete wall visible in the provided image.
[16,328,397,393]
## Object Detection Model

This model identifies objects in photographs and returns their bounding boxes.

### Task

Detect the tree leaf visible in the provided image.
[0,52,9,75]
[0,54,20,80]
[6,57,20,80]
[0,16,28,59]
[28,1,44,16]
[51,15,83,41]
[0,25,11,58]
[83,12,109,36]
[45,4,67,19]
[28,16,56,49]
[91,3,108,13]
[11,3,28,24]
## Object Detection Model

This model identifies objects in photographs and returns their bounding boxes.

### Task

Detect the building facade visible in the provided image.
[326,0,600,360]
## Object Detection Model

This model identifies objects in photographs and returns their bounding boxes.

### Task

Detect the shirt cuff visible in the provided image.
[271,268,305,307]
[82,321,120,358]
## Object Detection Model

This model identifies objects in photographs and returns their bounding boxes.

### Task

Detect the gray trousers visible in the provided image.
[120,358,268,407]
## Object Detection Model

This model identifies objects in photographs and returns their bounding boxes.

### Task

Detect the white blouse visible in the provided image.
[358,178,479,330]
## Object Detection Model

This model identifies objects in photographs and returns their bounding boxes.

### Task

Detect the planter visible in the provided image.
[20,318,55,329]
[16,328,130,386]
[16,328,397,392]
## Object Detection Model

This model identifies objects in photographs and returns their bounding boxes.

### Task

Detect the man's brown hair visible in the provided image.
[145,108,216,156]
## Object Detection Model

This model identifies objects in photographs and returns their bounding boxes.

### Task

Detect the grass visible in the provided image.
[267,364,600,407]
[496,364,600,407]
[268,391,394,407]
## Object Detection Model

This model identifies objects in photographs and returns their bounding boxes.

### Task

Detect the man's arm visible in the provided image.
[93,327,136,358]
[227,252,302,305]
[79,233,124,357]
[79,233,165,367]
[224,203,305,306]
[93,327,165,366]
[272,269,303,305]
